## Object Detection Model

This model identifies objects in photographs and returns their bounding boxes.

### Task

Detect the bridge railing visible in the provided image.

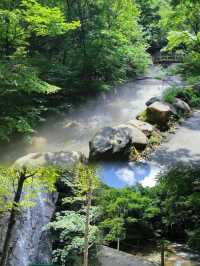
[153,54,184,64]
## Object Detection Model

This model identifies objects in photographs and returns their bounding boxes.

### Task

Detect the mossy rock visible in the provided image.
[149,131,162,146]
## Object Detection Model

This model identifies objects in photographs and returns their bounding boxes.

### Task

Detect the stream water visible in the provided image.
[0,65,181,188]
[2,65,199,266]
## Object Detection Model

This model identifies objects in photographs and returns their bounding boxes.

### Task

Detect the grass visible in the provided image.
[163,86,182,104]
[149,131,162,146]
[163,86,200,107]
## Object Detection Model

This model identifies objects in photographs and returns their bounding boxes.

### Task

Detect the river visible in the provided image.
[0,65,181,189]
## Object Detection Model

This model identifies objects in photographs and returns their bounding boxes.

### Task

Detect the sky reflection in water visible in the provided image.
[98,161,162,188]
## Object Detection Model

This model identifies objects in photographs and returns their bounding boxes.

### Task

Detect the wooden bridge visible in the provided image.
[153,54,184,64]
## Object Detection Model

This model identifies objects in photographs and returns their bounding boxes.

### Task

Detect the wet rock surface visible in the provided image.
[127,119,154,136]
[14,150,86,168]
[3,150,84,266]
[147,101,176,129]
[99,246,158,266]
[172,98,191,115]
[89,124,147,161]
[7,192,58,266]
[145,97,160,107]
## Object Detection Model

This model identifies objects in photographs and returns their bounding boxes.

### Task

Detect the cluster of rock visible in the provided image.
[89,121,152,161]
[89,96,191,161]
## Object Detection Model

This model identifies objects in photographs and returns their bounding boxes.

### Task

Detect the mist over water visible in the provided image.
[0,65,182,164]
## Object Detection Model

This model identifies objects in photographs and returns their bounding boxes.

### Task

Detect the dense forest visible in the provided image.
[0,0,200,266]
[1,0,199,143]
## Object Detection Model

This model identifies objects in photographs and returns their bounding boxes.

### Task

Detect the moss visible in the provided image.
[137,110,148,122]
[149,131,162,146]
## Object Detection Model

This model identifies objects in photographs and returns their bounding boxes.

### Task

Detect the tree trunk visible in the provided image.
[117,238,120,251]
[0,172,26,266]
[161,240,165,266]
[83,175,92,266]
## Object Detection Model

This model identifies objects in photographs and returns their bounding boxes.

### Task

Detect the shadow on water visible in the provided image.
[150,147,200,167]
[181,111,200,131]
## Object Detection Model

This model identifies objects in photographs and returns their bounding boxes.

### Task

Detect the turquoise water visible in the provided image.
[98,161,162,188]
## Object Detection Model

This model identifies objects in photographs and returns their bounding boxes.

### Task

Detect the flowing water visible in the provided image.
[0,65,181,188]
[2,65,193,266]
[1,65,180,164]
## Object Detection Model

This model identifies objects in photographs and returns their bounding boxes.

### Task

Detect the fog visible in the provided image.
[0,65,181,164]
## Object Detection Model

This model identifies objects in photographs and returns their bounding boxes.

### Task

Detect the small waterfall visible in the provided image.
[8,192,58,266]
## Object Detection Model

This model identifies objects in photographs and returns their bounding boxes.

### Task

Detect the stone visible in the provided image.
[116,124,148,150]
[172,98,191,115]
[99,246,158,266]
[147,101,176,130]
[127,119,154,136]
[192,83,200,95]
[14,151,86,168]
[145,97,160,106]
[89,124,147,161]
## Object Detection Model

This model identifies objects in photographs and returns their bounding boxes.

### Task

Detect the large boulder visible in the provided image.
[172,98,191,115]
[147,101,176,130]
[14,151,86,168]
[99,246,158,266]
[89,124,147,161]
[127,119,154,136]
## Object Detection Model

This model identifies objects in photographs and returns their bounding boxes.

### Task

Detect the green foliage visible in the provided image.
[155,166,200,250]
[46,164,101,266]
[149,131,162,146]
[99,187,160,245]
[0,0,79,143]
[47,0,150,91]
[163,86,200,107]
[163,86,183,104]
[45,211,99,266]
[136,0,168,50]
[21,0,80,37]
[0,166,59,215]
[160,0,200,77]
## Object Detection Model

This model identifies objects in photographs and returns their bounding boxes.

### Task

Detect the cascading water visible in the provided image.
[7,192,58,266]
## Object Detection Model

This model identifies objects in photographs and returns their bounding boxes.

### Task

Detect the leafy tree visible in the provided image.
[155,166,200,251]
[99,187,159,250]
[45,164,101,266]
[0,0,79,142]
[160,0,200,79]
[135,0,168,51]
[0,165,59,266]
[46,0,150,92]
